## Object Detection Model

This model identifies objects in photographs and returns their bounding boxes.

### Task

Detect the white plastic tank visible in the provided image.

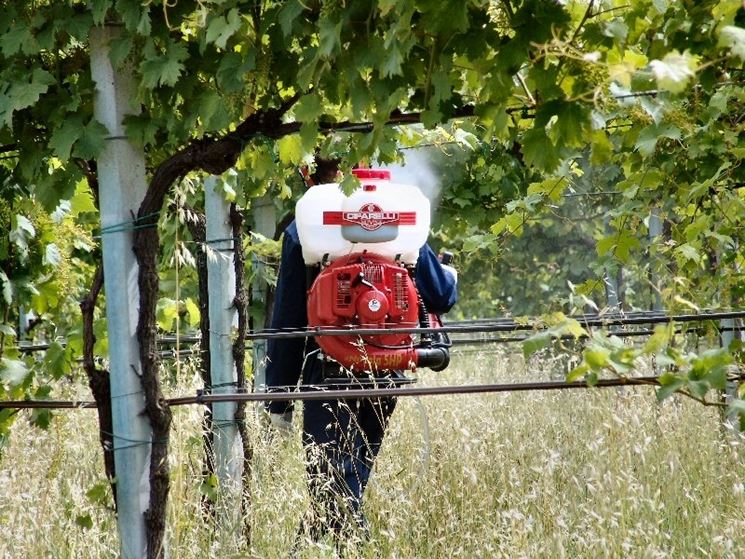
[295,168,430,264]
[295,181,348,263]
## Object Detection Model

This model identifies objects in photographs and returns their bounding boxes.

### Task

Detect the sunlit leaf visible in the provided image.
[277,135,304,165]
[0,359,29,387]
[522,331,551,359]
[293,93,323,123]
[185,298,200,328]
[656,373,686,401]
[584,347,610,370]
[566,363,589,382]
[719,25,745,61]
[649,50,698,94]
[44,244,62,267]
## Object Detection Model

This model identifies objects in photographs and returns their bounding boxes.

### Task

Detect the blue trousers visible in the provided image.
[301,362,397,538]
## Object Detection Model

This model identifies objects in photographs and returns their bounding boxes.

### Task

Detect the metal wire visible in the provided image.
[13,309,743,353]
[234,310,745,341]
[5,374,734,410]
[173,376,675,404]
[443,309,694,326]
[447,327,728,347]
[0,400,98,409]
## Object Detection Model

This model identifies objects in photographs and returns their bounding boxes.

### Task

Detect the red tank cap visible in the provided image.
[352,168,390,180]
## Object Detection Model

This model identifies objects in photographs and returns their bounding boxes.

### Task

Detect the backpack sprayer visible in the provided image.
[295,168,451,373]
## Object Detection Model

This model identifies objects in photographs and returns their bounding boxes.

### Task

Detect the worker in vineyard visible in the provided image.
[265,160,458,546]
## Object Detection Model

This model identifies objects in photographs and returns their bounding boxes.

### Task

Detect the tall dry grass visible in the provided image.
[1,349,744,558]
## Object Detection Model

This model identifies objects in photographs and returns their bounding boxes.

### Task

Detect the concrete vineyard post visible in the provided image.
[90,25,150,558]
[205,176,242,504]
[250,195,276,394]
[648,209,663,312]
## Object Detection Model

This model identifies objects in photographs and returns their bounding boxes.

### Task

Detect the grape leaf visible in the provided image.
[0,358,28,387]
[293,93,323,122]
[0,22,37,56]
[206,8,242,49]
[318,17,341,57]
[48,117,83,162]
[3,69,55,126]
[279,0,305,36]
[109,35,133,69]
[44,341,70,378]
[719,25,745,61]
[650,50,697,94]
[185,298,200,327]
[379,44,404,78]
[140,41,188,88]
[277,134,304,165]
[73,119,109,159]
[635,122,681,156]
[539,99,590,147]
[521,128,560,171]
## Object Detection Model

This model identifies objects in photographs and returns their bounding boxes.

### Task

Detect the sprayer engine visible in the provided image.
[297,168,450,373]
[307,252,449,372]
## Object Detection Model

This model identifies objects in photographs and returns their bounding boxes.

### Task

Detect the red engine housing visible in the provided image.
[307,253,420,371]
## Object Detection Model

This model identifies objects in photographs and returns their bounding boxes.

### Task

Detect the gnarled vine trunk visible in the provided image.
[230,204,253,543]
[183,208,216,517]
[79,265,117,509]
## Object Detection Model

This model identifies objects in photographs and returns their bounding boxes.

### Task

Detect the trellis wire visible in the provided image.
[12,309,743,354]
[4,309,741,411]
[15,327,729,357]
[0,374,716,410]
[233,309,745,341]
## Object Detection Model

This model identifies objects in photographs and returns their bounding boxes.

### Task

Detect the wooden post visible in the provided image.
[90,25,150,558]
[204,176,242,496]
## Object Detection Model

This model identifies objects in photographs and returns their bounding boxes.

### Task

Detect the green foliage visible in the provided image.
[649,50,698,94]
[199,473,219,503]
[75,514,94,530]
[566,325,739,419]
[0,358,29,387]
[0,0,744,496]
[522,313,586,360]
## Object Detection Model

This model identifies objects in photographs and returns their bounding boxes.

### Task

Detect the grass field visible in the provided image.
[1,348,744,558]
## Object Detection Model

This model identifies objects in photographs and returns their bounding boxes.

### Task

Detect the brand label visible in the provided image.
[323,204,416,231]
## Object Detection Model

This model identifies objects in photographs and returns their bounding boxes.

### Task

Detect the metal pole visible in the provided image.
[250,195,276,393]
[204,176,242,494]
[90,26,150,559]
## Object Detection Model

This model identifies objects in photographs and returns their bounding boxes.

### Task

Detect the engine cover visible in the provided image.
[307,253,420,371]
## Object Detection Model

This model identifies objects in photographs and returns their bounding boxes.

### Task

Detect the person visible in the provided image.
[265,167,457,545]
